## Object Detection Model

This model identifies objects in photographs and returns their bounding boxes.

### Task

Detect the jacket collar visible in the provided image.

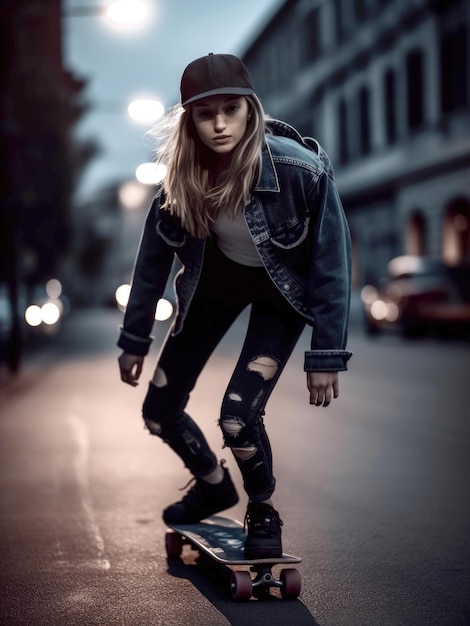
[254,139,280,192]
[265,118,306,144]
[254,118,319,192]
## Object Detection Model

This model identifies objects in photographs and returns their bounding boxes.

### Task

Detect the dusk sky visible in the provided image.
[63,0,282,200]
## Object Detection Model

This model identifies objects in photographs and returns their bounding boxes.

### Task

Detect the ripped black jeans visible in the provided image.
[142,241,305,502]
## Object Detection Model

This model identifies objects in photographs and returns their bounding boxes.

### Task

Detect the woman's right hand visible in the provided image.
[118,352,144,387]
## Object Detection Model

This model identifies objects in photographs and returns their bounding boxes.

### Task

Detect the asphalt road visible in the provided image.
[1,307,469,625]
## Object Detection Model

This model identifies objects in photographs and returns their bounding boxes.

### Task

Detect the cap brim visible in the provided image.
[182,87,255,107]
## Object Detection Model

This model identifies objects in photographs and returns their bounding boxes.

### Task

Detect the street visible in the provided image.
[1,307,469,625]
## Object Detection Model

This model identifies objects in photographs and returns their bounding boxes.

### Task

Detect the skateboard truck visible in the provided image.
[230,564,301,600]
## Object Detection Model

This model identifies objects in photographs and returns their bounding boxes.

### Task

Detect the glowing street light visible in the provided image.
[118,181,149,209]
[106,0,148,24]
[63,0,148,27]
[136,162,167,185]
[115,283,173,321]
[128,99,165,123]
[25,305,42,327]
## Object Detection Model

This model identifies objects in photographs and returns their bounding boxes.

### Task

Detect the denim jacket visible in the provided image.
[118,119,352,372]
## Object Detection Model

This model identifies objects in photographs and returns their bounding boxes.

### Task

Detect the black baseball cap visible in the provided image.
[180,53,255,107]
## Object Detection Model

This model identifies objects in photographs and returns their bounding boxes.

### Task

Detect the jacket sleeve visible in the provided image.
[304,170,353,372]
[117,195,174,356]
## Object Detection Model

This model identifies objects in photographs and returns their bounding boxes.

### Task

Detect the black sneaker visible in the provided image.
[163,463,239,524]
[244,502,283,559]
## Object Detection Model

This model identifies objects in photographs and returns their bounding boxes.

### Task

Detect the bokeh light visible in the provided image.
[135,162,167,185]
[115,283,173,321]
[46,278,62,300]
[41,302,61,326]
[119,181,149,210]
[25,305,42,327]
[106,0,147,24]
[115,284,131,312]
[155,298,173,322]
[128,99,164,123]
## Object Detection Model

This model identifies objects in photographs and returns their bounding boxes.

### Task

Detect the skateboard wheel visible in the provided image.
[230,570,252,601]
[165,531,183,557]
[280,568,301,599]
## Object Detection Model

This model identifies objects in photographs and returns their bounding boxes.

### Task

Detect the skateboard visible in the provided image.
[165,514,301,600]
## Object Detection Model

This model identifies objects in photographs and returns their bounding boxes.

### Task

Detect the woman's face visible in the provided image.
[191,95,250,159]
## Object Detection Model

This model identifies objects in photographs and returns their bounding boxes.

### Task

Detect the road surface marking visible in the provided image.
[68,413,110,571]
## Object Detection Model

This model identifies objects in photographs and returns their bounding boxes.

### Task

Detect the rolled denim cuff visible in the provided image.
[117,328,153,356]
[304,350,352,372]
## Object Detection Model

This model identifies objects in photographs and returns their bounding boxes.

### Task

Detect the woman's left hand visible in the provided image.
[306,371,339,407]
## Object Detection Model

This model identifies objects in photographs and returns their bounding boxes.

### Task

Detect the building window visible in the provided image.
[383,68,397,144]
[353,0,367,24]
[440,25,468,113]
[303,7,322,64]
[309,88,324,143]
[405,212,427,256]
[442,199,470,264]
[359,86,371,155]
[333,0,345,45]
[338,97,349,164]
[406,49,425,131]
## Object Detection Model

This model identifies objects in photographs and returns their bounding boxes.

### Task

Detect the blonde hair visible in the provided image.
[150,95,267,238]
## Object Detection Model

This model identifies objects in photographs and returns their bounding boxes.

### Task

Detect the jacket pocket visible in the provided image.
[268,217,311,273]
[269,216,310,250]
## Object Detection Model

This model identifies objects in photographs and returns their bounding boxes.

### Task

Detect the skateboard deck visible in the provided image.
[165,514,302,600]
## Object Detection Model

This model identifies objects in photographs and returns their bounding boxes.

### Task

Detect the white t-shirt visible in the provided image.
[211,210,264,267]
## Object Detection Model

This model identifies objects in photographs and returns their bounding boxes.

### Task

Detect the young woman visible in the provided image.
[118,53,352,558]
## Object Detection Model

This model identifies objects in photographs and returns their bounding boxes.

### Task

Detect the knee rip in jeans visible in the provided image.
[152,366,168,388]
[142,382,164,435]
[232,446,257,460]
[144,418,162,435]
[247,355,279,381]
[220,417,257,460]
[221,416,244,437]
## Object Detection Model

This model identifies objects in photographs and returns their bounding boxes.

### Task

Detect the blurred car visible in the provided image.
[1,281,67,372]
[1,282,66,337]
[361,256,470,338]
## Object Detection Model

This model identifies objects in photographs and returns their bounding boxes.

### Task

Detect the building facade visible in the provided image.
[0,0,87,371]
[242,0,470,285]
